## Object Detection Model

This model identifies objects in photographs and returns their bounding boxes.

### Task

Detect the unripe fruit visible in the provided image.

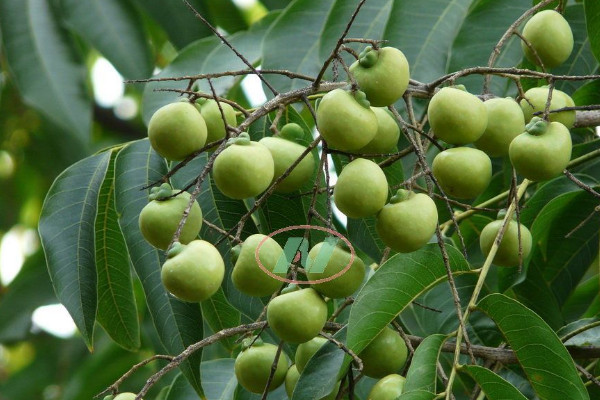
[259,123,316,193]
[480,218,532,267]
[509,117,572,181]
[234,341,288,393]
[113,394,141,400]
[148,102,207,161]
[306,242,365,298]
[432,147,492,199]
[317,89,378,151]
[359,326,408,379]
[349,46,410,107]
[285,365,340,399]
[427,87,488,145]
[161,241,224,302]
[521,10,573,69]
[197,99,238,146]
[295,336,328,373]
[267,287,327,343]
[519,87,575,129]
[475,98,525,157]
[139,183,202,250]
[212,133,274,199]
[368,374,406,400]
[376,189,438,253]
[356,107,400,154]
[231,234,285,297]
[333,158,388,218]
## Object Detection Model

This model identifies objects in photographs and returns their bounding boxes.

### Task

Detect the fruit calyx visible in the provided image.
[230,243,242,265]
[241,337,263,350]
[279,123,305,143]
[525,117,548,136]
[358,46,379,68]
[281,283,299,294]
[167,242,185,258]
[389,189,412,204]
[226,132,252,146]
[496,208,517,221]
[450,84,467,92]
[149,182,173,201]
[352,90,371,109]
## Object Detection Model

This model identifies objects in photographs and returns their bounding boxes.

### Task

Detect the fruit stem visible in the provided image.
[167,242,185,258]
[389,189,412,204]
[525,117,548,136]
[241,337,262,349]
[230,244,242,265]
[227,132,251,146]
[358,46,378,68]
[149,182,173,201]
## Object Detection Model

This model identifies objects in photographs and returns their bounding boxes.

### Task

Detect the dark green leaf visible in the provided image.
[477,293,589,400]
[39,151,111,349]
[95,149,140,351]
[114,139,204,395]
[201,359,238,399]
[346,216,386,262]
[585,0,600,64]
[0,0,91,145]
[572,79,600,105]
[398,390,436,400]
[205,0,248,34]
[558,316,600,346]
[404,334,447,393]
[60,0,153,80]
[458,365,528,400]
[201,289,241,351]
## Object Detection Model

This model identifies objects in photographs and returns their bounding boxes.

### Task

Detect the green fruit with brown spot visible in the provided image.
[197,99,238,147]
[519,87,575,129]
[334,158,388,218]
[234,342,289,393]
[306,242,365,298]
[480,219,532,267]
[475,98,525,157]
[359,326,408,379]
[368,374,406,400]
[522,10,573,69]
[432,147,492,199]
[356,107,400,154]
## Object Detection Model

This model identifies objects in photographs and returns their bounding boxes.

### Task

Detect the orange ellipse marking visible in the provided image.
[254,224,355,285]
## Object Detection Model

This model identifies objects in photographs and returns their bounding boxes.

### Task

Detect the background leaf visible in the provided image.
[458,365,528,400]
[403,334,447,393]
[585,0,600,63]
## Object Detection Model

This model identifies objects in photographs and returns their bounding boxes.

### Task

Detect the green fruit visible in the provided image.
[316,89,378,151]
[509,117,572,181]
[368,374,406,400]
[349,46,410,107]
[267,287,327,343]
[285,364,340,399]
[235,342,289,393]
[295,336,328,373]
[480,219,532,267]
[213,133,274,199]
[139,184,202,250]
[432,147,492,199]
[519,87,575,129]
[475,98,526,157]
[359,326,407,379]
[376,189,438,253]
[356,107,400,154]
[113,394,140,400]
[161,241,224,302]
[306,242,366,298]
[522,10,573,69]
[333,158,388,218]
[231,234,285,297]
[427,87,488,145]
[259,124,316,193]
[197,99,238,146]
[148,101,207,161]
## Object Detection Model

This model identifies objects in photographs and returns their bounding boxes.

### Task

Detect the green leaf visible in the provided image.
[383,0,473,85]
[458,365,528,400]
[201,289,241,351]
[404,334,448,393]
[201,359,238,400]
[261,0,335,94]
[558,316,600,346]
[38,151,111,349]
[346,244,471,358]
[205,0,248,34]
[60,0,153,80]
[585,0,600,63]
[114,139,204,395]
[95,149,140,351]
[476,293,589,400]
[346,216,386,262]
[0,0,91,145]
[398,390,436,400]
[572,79,600,105]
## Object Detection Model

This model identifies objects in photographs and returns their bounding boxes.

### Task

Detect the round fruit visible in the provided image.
[113,394,141,400]
[285,365,340,400]
[231,234,285,297]
[316,89,378,151]
[432,147,492,199]
[376,189,438,253]
[234,341,289,393]
[161,241,224,302]
[148,101,207,161]
[349,46,410,107]
[259,123,316,193]
[480,218,532,267]
[519,87,575,129]
[368,374,406,400]
[267,287,327,343]
[509,117,572,181]
[356,107,400,154]
[427,86,488,145]
[306,242,366,298]
[139,183,202,250]
[359,326,408,379]
[212,133,274,199]
[474,98,526,157]
[333,158,388,218]
[197,99,238,146]
[295,336,328,373]
[521,10,573,69]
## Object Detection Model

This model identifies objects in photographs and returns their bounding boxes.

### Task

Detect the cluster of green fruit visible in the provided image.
[234,327,407,397]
